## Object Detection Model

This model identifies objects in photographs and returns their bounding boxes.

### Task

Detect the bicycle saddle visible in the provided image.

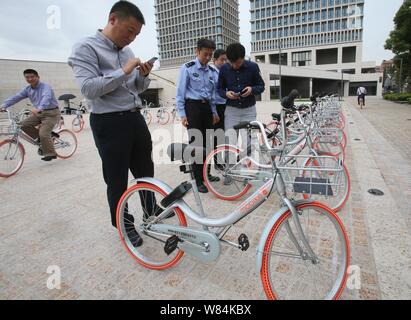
[167,143,206,163]
[310,93,320,102]
[281,89,300,110]
[272,113,281,121]
[58,94,76,101]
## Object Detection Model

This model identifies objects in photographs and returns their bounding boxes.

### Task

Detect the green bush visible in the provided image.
[384,93,411,102]
[408,97,411,104]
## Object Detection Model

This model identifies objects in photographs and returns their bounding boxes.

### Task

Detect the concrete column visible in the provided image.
[338,46,343,67]
[262,72,271,102]
[309,78,313,96]
[344,81,350,97]
[311,49,316,66]
[377,80,383,97]
[287,51,292,67]
[355,44,363,75]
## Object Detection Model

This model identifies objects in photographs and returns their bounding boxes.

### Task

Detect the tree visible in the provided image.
[385,0,411,92]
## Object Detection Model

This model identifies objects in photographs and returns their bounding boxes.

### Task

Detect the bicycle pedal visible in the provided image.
[238,234,249,252]
[164,235,180,256]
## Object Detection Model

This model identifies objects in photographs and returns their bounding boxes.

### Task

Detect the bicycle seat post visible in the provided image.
[186,161,209,231]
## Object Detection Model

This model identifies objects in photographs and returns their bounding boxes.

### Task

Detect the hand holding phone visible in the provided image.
[240,87,252,98]
[147,57,158,64]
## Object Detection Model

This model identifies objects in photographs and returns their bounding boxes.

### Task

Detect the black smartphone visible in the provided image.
[147,57,158,64]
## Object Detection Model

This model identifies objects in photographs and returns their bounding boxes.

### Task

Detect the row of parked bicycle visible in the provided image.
[115,90,351,300]
[141,100,181,126]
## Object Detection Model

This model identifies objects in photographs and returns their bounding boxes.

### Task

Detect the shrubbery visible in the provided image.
[383,93,411,103]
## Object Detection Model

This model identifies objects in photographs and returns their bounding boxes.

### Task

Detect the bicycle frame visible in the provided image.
[131,112,320,262]
[132,166,319,263]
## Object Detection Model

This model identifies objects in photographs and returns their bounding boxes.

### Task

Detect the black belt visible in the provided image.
[185,99,210,105]
[93,108,139,116]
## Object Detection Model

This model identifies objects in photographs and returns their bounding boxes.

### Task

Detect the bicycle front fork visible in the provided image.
[282,197,320,264]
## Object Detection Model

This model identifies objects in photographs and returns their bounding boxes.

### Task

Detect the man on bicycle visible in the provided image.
[0,69,61,161]
[357,86,367,107]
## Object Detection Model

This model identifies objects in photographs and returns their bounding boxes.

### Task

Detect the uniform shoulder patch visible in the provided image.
[185,61,195,68]
[208,65,216,72]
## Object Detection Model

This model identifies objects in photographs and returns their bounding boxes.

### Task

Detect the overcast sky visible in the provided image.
[0,0,404,66]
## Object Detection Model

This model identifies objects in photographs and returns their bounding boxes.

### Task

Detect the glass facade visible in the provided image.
[155,0,240,67]
[250,0,364,53]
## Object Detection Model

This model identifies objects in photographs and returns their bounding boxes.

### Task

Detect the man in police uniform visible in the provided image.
[176,38,220,193]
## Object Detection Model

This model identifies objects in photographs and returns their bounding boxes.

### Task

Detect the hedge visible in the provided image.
[383,93,411,103]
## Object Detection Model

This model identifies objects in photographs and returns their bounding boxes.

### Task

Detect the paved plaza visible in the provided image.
[0,97,410,300]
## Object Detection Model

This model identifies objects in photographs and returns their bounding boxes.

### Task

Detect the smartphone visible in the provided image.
[147,57,158,64]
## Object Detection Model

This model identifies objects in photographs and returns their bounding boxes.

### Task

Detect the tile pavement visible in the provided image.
[0,99,410,300]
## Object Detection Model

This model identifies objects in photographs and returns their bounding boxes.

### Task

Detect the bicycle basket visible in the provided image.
[0,120,17,136]
[277,154,344,197]
[313,128,344,145]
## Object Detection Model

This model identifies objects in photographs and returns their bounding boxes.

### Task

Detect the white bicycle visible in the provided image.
[116,110,350,299]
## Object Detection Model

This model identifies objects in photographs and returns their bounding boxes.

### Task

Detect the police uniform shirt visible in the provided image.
[176,58,217,118]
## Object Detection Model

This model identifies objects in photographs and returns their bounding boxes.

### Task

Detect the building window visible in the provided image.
[292,51,312,66]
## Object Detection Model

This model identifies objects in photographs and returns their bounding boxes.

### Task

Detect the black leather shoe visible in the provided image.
[41,155,57,161]
[197,184,209,193]
[37,148,43,156]
[207,175,221,182]
[125,227,143,247]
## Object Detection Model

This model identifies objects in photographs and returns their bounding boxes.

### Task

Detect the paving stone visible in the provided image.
[1,98,410,300]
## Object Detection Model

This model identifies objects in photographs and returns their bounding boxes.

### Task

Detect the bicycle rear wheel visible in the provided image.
[0,139,25,178]
[260,202,349,300]
[144,111,152,126]
[203,145,251,201]
[116,182,187,270]
[53,129,77,159]
[72,116,84,133]
[158,110,170,125]
[312,138,345,158]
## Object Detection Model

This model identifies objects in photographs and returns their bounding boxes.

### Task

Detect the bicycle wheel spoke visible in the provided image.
[262,204,348,300]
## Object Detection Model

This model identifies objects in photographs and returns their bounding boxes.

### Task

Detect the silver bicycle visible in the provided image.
[156,100,171,125]
[116,115,350,300]
[0,109,77,178]
[142,100,153,125]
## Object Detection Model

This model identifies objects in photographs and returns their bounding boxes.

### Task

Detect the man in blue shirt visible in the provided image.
[217,43,265,184]
[212,49,227,141]
[0,69,61,161]
[176,38,220,193]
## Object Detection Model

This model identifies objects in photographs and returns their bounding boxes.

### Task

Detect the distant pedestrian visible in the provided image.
[357,86,367,107]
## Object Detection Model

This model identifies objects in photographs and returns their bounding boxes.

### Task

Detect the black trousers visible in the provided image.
[214,104,226,132]
[185,101,214,185]
[358,94,366,105]
[90,111,154,228]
